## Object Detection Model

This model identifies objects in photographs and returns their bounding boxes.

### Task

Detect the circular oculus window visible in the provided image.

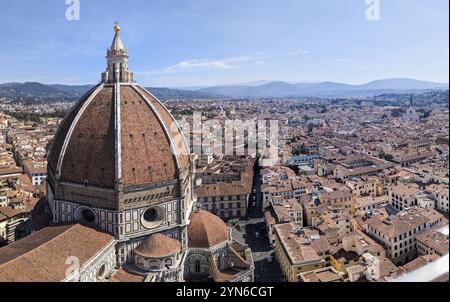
[141,206,165,229]
[97,264,107,280]
[74,207,97,225]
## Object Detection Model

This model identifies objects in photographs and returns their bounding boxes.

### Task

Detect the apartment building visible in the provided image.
[23,160,47,186]
[388,184,421,211]
[271,198,303,225]
[365,208,445,265]
[317,189,354,213]
[345,176,380,198]
[262,180,308,206]
[415,226,449,257]
[354,195,389,216]
[195,159,254,221]
[426,184,449,213]
[273,224,332,282]
[312,211,352,244]
[330,230,386,273]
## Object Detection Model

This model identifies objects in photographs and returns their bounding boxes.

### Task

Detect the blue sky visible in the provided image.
[0,0,448,87]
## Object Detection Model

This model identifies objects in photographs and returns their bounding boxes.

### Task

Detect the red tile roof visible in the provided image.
[0,223,114,282]
[134,233,181,258]
[188,210,228,248]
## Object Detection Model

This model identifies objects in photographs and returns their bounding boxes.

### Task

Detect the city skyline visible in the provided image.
[0,0,448,87]
[0,12,449,284]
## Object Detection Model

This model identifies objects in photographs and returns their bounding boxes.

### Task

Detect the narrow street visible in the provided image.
[228,163,284,282]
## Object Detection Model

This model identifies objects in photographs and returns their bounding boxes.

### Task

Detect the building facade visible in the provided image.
[365,208,445,265]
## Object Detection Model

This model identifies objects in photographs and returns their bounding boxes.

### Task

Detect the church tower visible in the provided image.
[404,94,419,123]
[46,24,196,280]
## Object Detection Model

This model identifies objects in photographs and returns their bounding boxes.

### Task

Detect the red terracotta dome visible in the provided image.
[188,210,229,248]
[47,25,190,195]
[134,233,181,258]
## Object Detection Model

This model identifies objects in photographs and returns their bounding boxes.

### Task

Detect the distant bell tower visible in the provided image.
[101,22,135,83]
[403,93,420,122]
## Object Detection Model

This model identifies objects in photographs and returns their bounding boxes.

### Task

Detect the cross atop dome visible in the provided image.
[101,22,134,84]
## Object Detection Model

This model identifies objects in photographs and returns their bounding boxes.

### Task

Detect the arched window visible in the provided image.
[148,260,159,270]
[137,257,144,266]
[189,255,207,274]
[112,63,116,82]
[195,259,201,273]
[218,255,225,269]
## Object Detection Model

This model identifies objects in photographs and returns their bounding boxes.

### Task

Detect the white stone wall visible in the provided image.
[115,227,186,265]
[49,196,183,240]
[65,241,117,282]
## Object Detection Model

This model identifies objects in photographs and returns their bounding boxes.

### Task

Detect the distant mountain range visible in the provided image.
[196,78,449,98]
[0,78,448,100]
[0,82,92,100]
[0,82,220,101]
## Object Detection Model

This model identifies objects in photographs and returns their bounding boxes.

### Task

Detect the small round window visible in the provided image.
[141,206,164,229]
[81,209,96,223]
[97,264,107,280]
[75,207,97,224]
[143,208,158,222]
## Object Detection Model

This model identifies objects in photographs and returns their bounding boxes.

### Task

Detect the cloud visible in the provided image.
[166,59,235,72]
[287,49,310,56]
[137,55,267,76]
[326,58,362,63]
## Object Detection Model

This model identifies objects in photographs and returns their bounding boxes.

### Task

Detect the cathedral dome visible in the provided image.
[47,24,190,210]
[188,210,229,248]
[48,84,189,188]
[134,233,181,258]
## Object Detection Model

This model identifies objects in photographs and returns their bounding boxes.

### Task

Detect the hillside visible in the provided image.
[0,82,221,101]
[198,78,448,98]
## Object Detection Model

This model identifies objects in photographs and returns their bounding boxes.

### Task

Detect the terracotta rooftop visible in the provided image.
[134,233,181,258]
[195,160,254,198]
[400,254,441,274]
[389,184,421,199]
[110,268,146,282]
[300,267,344,282]
[366,208,445,239]
[48,84,189,192]
[188,210,229,248]
[415,227,449,256]
[274,223,331,265]
[0,223,114,282]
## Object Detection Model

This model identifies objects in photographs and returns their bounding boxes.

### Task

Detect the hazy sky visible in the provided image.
[0,0,448,87]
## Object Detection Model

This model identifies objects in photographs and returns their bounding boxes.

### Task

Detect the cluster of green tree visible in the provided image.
[170,108,194,116]
[417,108,433,119]
[390,108,406,118]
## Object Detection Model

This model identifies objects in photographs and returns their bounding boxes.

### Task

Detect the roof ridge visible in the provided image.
[228,245,250,268]
[0,224,75,269]
[200,212,214,246]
